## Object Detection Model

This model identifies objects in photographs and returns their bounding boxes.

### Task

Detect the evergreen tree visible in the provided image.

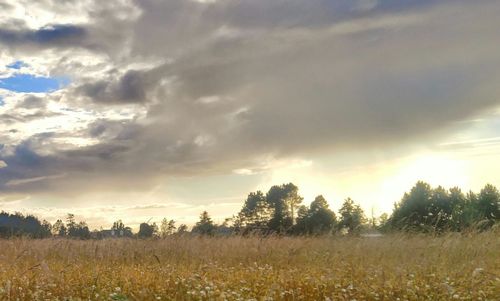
[266,183,303,233]
[192,211,216,235]
[477,184,500,221]
[237,191,274,234]
[338,198,366,234]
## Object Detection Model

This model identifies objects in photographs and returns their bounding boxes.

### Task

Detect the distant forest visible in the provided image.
[1,181,499,239]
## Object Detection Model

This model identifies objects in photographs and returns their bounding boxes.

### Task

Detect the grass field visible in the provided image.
[0,234,499,300]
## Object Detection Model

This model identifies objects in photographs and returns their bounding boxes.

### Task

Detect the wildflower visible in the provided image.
[442,283,455,294]
[472,268,484,277]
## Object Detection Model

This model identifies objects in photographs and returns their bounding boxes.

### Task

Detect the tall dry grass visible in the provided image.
[0,233,499,300]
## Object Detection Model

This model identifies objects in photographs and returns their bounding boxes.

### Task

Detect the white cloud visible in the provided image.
[353,0,378,12]
[5,173,66,187]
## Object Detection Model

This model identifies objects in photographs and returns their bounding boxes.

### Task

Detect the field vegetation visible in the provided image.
[0,234,499,300]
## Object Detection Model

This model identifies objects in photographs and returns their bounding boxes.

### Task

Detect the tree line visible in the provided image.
[0,181,499,239]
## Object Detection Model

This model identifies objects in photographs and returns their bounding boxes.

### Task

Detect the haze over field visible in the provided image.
[1,0,500,228]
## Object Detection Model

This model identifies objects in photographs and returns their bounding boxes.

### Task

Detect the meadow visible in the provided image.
[0,234,499,301]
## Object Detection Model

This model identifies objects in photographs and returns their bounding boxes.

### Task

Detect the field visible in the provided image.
[0,234,499,300]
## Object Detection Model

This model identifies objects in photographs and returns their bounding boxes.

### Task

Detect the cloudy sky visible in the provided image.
[1,0,500,228]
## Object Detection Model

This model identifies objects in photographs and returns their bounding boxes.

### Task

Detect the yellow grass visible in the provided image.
[0,234,499,300]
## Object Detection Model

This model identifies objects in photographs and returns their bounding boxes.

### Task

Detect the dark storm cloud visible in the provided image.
[0,116,149,192]
[0,134,133,191]
[0,24,87,48]
[0,1,138,55]
[77,70,151,104]
[125,0,500,157]
[88,119,143,141]
[1,0,500,194]
[130,0,439,56]
[0,140,51,190]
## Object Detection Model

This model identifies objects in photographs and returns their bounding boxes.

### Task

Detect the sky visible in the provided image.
[1,0,500,229]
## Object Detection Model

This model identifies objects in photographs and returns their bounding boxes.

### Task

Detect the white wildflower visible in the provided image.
[472,268,484,277]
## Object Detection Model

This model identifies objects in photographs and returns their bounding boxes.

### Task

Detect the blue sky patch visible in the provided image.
[0,74,70,93]
[7,61,28,70]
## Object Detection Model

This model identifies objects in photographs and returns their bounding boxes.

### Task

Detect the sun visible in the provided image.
[391,153,470,192]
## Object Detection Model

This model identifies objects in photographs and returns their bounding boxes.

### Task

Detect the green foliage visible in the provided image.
[192,211,217,235]
[176,224,189,234]
[111,220,134,237]
[390,181,500,232]
[338,198,366,234]
[235,183,305,235]
[294,195,337,235]
[266,183,304,233]
[377,213,390,232]
[236,185,345,236]
[66,213,91,239]
[477,184,500,220]
[52,219,67,236]
[236,191,274,234]
[0,212,52,238]
[160,218,177,237]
